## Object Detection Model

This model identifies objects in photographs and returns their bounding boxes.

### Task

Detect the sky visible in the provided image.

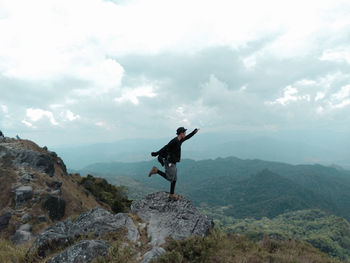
[1,0,350,147]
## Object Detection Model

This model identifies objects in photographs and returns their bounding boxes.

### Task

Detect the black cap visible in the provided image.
[176,127,187,135]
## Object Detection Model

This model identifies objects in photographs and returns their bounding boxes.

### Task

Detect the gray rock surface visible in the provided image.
[47,240,110,263]
[0,212,12,231]
[42,194,66,220]
[28,207,139,258]
[19,223,32,232]
[10,228,34,244]
[142,247,166,263]
[13,150,55,176]
[131,191,214,246]
[20,173,34,183]
[14,186,33,206]
[21,213,32,223]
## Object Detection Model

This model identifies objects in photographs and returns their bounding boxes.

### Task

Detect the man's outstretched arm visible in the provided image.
[183,128,200,142]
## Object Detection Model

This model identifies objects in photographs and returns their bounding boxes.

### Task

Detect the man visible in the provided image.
[148,127,199,200]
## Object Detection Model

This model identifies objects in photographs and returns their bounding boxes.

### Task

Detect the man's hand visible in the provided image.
[195,128,200,134]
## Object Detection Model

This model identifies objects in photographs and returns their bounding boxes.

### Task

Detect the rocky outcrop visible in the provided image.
[28,207,139,258]
[42,194,66,220]
[131,191,214,246]
[47,240,110,263]
[14,186,33,207]
[13,150,55,177]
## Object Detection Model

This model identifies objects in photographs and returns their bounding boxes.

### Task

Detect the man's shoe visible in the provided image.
[169,194,179,201]
[148,166,158,177]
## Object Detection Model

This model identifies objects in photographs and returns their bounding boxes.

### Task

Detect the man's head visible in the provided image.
[176,127,187,139]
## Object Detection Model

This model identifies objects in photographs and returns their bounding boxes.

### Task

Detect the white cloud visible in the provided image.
[61,110,81,121]
[267,86,310,106]
[315,92,325,101]
[25,108,59,126]
[115,86,157,105]
[21,120,34,128]
[95,121,114,131]
[1,105,8,113]
[320,47,350,64]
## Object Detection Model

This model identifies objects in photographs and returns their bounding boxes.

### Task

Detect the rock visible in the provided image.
[36,215,49,223]
[21,213,32,223]
[0,130,3,137]
[28,207,139,258]
[0,212,12,231]
[46,180,62,189]
[42,195,66,220]
[19,223,32,232]
[131,191,214,246]
[51,189,61,196]
[43,146,48,151]
[47,240,110,263]
[14,186,33,206]
[20,173,34,183]
[13,150,55,176]
[10,229,34,244]
[142,247,166,263]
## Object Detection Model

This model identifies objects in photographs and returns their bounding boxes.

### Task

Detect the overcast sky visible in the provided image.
[1,0,350,147]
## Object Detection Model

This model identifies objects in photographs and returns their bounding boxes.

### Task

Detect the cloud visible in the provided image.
[320,47,350,64]
[1,105,8,114]
[1,0,350,146]
[115,86,157,105]
[25,108,59,126]
[267,86,311,106]
[61,110,81,121]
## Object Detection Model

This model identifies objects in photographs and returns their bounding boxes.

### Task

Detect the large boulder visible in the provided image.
[42,194,66,220]
[47,240,109,263]
[14,186,33,207]
[28,207,139,258]
[12,150,55,176]
[131,191,214,246]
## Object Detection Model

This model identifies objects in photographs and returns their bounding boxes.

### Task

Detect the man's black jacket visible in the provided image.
[152,129,197,165]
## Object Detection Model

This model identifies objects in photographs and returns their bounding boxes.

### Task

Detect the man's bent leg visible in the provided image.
[157,170,167,179]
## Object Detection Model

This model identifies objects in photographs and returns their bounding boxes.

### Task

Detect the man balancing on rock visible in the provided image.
[148,127,199,201]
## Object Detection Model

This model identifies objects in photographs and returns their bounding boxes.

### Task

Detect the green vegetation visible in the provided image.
[79,157,350,220]
[201,209,350,261]
[155,229,341,263]
[80,174,132,213]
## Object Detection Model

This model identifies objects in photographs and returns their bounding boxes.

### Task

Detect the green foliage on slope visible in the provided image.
[201,209,350,261]
[80,174,132,213]
[79,157,350,220]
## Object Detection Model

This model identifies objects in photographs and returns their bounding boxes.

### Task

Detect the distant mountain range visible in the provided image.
[54,131,350,170]
[77,156,350,220]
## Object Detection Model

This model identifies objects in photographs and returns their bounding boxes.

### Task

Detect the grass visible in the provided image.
[155,229,343,263]
[0,238,30,263]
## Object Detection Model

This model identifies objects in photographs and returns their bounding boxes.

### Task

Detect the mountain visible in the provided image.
[53,131,350,170]
[0,136,345,262]
[78,157,350,220]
